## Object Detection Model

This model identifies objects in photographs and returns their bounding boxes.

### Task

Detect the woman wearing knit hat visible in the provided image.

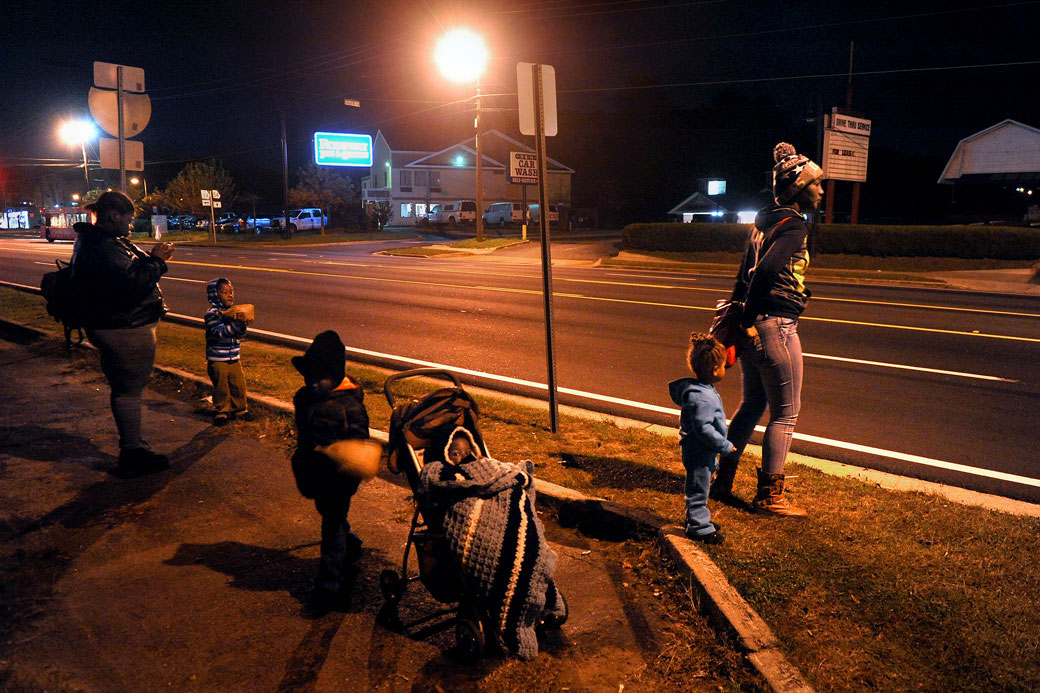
[709,143,823,517]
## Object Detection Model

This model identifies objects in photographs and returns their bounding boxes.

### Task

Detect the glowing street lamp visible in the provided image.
[60,119,98,190]
[130,176,148,197]
[435,28,489,241]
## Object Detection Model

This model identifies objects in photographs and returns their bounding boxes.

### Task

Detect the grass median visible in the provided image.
[3,285,1038,692]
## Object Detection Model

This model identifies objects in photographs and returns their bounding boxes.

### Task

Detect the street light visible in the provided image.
[60,119,97,191]
[435,28,489,241]
[130,176,148,197]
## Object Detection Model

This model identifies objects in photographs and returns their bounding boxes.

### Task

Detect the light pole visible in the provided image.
[435,28,489,242]
[130,176,148,197]
[60,120,97,192]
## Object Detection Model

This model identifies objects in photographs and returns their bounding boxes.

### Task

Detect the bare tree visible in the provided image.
[289,162,356,234]
[158,161,237,217]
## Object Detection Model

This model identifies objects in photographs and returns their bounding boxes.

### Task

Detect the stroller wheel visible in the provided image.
[379,569,405,602]
[454,618,485,663]
[540,588,568,629]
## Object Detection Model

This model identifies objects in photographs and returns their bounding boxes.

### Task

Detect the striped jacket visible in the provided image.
[204,278,246,361]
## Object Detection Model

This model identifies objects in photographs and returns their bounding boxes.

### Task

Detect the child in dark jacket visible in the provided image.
[668,333,735,544]
[204,278,253,425]
[291,330,370,612]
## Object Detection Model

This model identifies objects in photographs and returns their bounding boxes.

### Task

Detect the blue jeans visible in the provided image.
[314,482,362,593]
[684,456,718,536]
[726,317,803,475]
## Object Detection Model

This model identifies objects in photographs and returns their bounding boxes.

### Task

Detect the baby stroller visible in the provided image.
[379,368,566,662]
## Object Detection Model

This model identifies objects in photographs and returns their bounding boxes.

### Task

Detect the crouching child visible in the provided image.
[290,330,370,612]
[668,332,735,544]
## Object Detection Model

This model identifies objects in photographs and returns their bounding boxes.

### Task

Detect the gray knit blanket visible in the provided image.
[418,427,561,660]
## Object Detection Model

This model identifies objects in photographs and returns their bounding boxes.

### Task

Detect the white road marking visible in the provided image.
[163,276,208,284]
[164,313,1039,490]
[803,352,1017,382]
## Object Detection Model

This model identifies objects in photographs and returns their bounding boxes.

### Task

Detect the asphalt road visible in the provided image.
[2,232,1038,502]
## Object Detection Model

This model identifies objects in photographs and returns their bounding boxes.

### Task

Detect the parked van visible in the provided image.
[482,202,525,226]
[528,203,560,224]
[483,202,559,226]
[427,201,476,226]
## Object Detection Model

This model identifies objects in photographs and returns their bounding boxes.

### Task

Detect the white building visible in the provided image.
[361,129,574,226]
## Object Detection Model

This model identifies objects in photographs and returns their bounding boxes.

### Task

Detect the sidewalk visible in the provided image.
[0,327,753,692]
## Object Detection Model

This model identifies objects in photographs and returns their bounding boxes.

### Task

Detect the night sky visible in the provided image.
[5,0,1040,222]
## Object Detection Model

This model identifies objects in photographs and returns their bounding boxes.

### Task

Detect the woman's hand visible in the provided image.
[745,325,758,341]
[150,242,174,261]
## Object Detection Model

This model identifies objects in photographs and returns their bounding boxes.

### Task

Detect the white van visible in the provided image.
[528,203,560,224]
[427,200,476,226]
[482,202,525,226]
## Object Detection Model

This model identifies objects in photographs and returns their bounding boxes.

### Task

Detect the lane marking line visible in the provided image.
[166,313,1040,490]
[802,352,1017,382]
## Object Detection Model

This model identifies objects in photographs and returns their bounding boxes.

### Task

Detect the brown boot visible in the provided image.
[752,468,808,518]
[709,451,740,500]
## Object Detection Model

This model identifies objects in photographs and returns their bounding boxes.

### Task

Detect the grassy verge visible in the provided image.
[382,237,528,257]
[143,228,412,246]
[3,285,1038,692]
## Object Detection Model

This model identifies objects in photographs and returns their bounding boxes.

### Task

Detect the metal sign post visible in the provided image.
[90,61,148,191]
[533,64,559,432]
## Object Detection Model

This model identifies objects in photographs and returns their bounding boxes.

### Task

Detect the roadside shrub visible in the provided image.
[622,223,1040,259]
[622,223,748,253]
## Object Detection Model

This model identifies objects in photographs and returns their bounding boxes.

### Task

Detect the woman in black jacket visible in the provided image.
[711,143,823,517]
[72,191,174,476]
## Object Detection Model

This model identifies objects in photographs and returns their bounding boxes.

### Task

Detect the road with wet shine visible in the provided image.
[2,234,1038,502]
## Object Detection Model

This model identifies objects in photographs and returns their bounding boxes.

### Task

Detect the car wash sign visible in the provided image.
[314,132,373,167]
[822,110,870,182]
[508,151,538,185]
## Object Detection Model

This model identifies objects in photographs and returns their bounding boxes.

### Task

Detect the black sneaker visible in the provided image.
[213,414,229,427]
[236,411,255,422]
[686,529,725,545]
[118,448,170,476]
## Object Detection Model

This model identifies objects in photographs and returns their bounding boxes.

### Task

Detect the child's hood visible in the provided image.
[442,425,479,464]
[668,377,714,406]
[206,277,232,309]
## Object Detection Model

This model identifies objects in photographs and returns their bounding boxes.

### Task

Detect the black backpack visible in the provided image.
[40,259,85,346]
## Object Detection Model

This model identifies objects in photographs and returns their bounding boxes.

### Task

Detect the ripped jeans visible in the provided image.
[726,316,803,475]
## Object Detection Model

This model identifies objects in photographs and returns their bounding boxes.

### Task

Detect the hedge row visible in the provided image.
[622,223,1040,259]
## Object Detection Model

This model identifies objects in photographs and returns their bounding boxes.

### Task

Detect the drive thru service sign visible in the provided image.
[822,111,871,182]
[508,151,538,185]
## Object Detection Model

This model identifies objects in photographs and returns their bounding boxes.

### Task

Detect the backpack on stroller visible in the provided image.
[379,368,566,662]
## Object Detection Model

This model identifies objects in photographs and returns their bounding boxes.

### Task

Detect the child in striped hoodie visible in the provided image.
[205,277,253,425]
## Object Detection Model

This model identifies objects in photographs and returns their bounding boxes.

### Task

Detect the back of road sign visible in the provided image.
[517,63,558,137]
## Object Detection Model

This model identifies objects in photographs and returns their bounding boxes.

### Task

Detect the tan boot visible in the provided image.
[752,468,808,518]
[709,452,740,500]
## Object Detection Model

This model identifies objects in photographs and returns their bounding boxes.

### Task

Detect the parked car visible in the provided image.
[269,208,328,233]
[427,200,476,226]
[217,214,246,233]
[245,215,273,232]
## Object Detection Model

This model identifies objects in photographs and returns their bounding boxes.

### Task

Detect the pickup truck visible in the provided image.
[269,208,328,233]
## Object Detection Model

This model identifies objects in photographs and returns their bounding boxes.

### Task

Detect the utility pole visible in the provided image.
[281,111,291,237]
[474,83,484,243]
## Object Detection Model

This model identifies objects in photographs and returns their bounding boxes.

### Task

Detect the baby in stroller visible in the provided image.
[419,425,567,661]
